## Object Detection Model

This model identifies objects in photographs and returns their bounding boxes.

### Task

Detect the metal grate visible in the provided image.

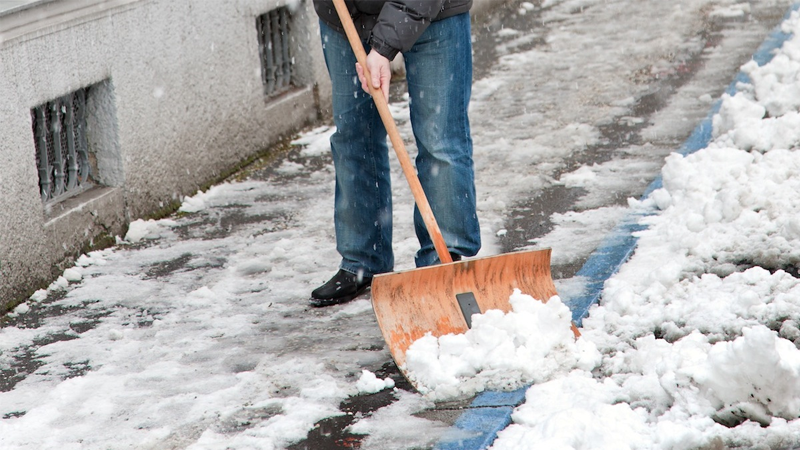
[256,7,293,96]
[31,88,92,202]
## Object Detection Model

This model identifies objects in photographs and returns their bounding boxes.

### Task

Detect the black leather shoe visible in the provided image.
[310,269,372,307]
[434,253,462,264]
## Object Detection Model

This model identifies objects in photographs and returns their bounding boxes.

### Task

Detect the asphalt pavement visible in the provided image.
[1,0,794,449]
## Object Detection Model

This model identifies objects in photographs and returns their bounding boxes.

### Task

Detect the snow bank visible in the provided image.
[488,8,800,450]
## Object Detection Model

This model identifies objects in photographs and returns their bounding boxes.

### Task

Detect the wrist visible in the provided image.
[368,35,399,61]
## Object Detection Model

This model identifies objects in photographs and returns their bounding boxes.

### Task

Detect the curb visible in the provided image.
[433,3,800,449]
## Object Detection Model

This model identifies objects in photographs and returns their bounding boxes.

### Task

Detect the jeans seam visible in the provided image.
[368,107,383,274]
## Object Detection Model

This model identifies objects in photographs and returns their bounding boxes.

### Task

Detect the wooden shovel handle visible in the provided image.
[331,0,452,264]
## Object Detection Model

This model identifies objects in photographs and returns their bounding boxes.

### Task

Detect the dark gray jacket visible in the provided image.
[313,0,472,60]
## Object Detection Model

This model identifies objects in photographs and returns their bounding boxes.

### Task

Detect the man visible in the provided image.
[310,0,481,307]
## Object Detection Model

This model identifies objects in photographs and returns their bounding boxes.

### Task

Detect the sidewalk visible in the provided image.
[1,1,795,449]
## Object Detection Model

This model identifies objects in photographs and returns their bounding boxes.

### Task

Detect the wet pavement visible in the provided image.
[261,2,792,448]
[488,3,789,280]
[0,0,793,448]
[290,1,784,450]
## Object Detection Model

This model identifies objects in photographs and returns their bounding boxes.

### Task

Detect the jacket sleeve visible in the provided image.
[368,0,447,60]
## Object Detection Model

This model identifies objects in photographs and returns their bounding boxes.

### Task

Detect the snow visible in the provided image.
[404,291,600,400]
[348,391,450,450]
[2,0,800,449]
[488,7,800,450]
[123,218,178,242]
[491,371,652,450]
[29,289,48,302]
[356,370,396,394]
[63,268,82,283]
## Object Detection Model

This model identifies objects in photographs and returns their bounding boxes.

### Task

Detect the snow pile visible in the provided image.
[404,290,600,400]
[691,326,800,425]
[178,183,256,214]
[63,268,82,282]
[491,371,651,450]
[294,125,336,157]
[642,147,800,272]
[494,327,800,449]
[29,289,48,302]
[490,9,800,450]
[178,185,229,213]
[356,370,396,394]
[123,218,177,243]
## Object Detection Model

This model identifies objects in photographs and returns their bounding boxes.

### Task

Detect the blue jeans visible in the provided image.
[319,14,480,277]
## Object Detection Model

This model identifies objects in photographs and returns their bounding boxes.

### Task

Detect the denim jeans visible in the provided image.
[319,13,481,277]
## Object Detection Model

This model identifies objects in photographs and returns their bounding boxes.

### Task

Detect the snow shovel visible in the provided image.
[332,0,579,374]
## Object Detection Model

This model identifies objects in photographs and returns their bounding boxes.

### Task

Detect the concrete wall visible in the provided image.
[0,0,331,308]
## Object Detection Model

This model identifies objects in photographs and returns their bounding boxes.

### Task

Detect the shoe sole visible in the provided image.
[309,285,370,308]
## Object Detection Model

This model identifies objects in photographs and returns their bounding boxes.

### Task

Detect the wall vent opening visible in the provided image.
[256,7,294,97]
[31,88,93,203]
[31,79,122,206]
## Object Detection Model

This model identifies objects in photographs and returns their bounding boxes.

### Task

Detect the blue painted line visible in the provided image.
[433,388,527,450]
[433,4,800,449]
[570,1,800,327]
[468,387,527,408]
[434,406,516,450]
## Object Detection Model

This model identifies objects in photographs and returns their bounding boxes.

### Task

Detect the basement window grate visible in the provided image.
[31,89,92,203]
[256,7,293,96]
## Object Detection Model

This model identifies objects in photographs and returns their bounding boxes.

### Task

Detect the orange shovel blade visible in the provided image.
[370,248,562,370]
